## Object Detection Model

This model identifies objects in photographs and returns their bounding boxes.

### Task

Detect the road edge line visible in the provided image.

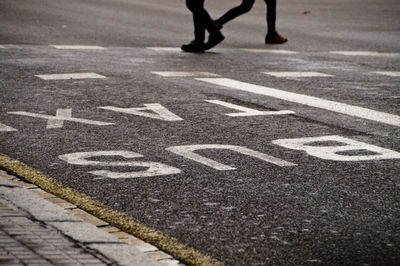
[0,153,225,266]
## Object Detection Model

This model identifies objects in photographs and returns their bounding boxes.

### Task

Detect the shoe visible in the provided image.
[265,31,288,44]
[204,32,224,50]
[181,40,206,53]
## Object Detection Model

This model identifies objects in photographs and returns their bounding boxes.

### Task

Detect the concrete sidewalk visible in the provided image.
[0,170,182,266]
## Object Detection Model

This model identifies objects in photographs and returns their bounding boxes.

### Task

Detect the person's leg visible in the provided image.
[214,0,255,28]
[182,0,207,52]
[187,0,206,43]
[265,0,287,44]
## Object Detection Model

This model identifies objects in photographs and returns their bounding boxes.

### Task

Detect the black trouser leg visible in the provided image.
[265,0,276,35]
[215,0,255,25]
[186,0,219,43]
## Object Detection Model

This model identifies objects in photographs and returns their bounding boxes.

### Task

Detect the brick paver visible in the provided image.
[0,199,112,265]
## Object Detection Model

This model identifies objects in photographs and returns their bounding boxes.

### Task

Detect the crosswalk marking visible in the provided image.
[330,51,399,57]
[147,47,181,52]
[374,71,400,77]
[262,72,334,78]
[35,73,107,80]
[0,45,4,49]
[196,78,400,127]
[152,72,220,77]
[50,45,106,50]
[241,49,298,54]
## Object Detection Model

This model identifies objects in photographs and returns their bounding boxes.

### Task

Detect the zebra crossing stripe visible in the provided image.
[241,49,298,54]
[147,47,181,52]
[374,71,400,77]
[35,73,106,80]
[330,51,399,57]
[50,45,106,50]
[152,72,220,77]
[196,78,400,127]
[262,72,334,78]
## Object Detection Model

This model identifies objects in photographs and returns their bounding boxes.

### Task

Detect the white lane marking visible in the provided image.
[375,71,400,77]
[241,49,298,54]
[59,151,181,179]
[196,78,400,127]
[147,47,181,52]
[0,123,17,132]
[262,72,334,78]
[330,51,400,57]
[35,73,106,80]
[152,71,220,77]
[273,135,400,161]
[205,100,294,117]
[0,45,4,49]
[98,103,184,121]
[166,144,296,170]
[50,45,106,50]
[8,110,114,128]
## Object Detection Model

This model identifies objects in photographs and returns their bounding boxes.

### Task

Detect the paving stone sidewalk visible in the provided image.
[0,170,179,266]
[0,198,112,265]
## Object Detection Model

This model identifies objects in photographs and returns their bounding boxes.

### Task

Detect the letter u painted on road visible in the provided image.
[166,144,296,170]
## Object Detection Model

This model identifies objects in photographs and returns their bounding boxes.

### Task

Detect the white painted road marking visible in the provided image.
[0,123,17,132]
[262,72,334,78]
[374,71,400,77]
[166,144,296,170]
[205,100,294,117]
[59,151,181,179]
[35,73,106,80]
[98,103,184,121]
[330,51,400,57]
[273,135,400,161]
[147,47,181,52]
[50,45,106,50]
[0,45,4,49]
[196,78,400,127]
[152,72,220,78]
[8,109,114,128]
[241,49,298,54]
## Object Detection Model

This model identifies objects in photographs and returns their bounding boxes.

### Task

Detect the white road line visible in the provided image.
[330,51,400,57]
[241,49,298,54]
[374,71,400,77]
[35,73,106,80]
[0,45,4,49]
[196,78,400,127]
[147,47,181,52]
[50,45,106,50]
[152,71,220,77]
[262,72,334,78]
[0,123,17,132]
[205,100,294,117]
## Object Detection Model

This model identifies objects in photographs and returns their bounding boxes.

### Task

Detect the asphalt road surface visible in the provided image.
[1,0,400,265]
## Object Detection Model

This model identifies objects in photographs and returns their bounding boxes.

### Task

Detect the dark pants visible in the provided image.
[186,0,220,43]
[215,0,277,34]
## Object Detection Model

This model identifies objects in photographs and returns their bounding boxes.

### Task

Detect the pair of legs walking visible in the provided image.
[181,0,224,52]
[182,0,287,52]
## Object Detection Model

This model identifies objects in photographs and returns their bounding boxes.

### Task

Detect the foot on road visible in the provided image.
[181,40,206,53]
[265,31,288,44]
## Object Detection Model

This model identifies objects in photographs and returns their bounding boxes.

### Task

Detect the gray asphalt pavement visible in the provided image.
[1,0,400,265]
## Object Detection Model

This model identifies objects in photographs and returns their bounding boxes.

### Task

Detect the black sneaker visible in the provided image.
[181,40,206,53]
[204,32,224,50]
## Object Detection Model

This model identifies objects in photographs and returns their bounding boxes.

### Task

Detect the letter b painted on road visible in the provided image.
[272,135,400,161]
